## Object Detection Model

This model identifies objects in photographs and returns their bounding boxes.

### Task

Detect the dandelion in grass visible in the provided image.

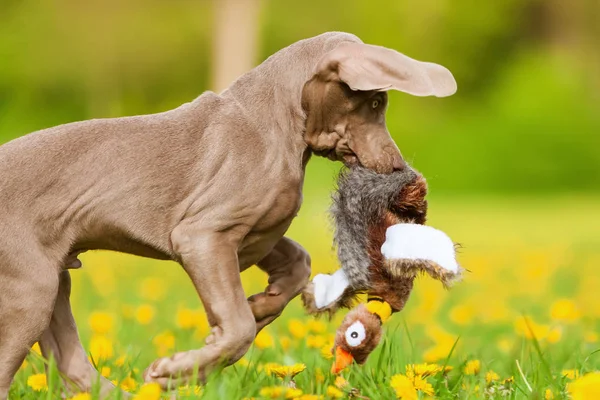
[326,386,344,399]
[485,370,500,384]
[295,395,324,400]
[114,376,137,392]
[254,329,274,349]
[115,354,128,367]
[259,386,302,399]
[279,336,292,351]
[176,307,198,330]
[88,311,115,335]
[89,335,114,360]
[390,374,417,400]
[152,331,175,357]
[547,327,562,344]
[568,372,600,400]
[315,368,325,384]
[100,366,111,378]
[306,335,327,349]
[550,298,580,322]
[288,319,307,339]
[135,304,156,325]
[68,393,92,400]
[405,363,451,378]
[133,383,162,400]
[307,319,327,334]
[265,363,306,380]
[178,385,202,396]
[138,277,166,301]
[463,359,481,375]
[562,369,580,380]
[545,388,554,399]
[334,376,349,389]
[26,373,47,392]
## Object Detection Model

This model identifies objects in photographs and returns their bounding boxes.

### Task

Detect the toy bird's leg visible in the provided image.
[248,238,311,332]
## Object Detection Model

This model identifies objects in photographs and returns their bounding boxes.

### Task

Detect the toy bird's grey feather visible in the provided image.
[330,166,418,290]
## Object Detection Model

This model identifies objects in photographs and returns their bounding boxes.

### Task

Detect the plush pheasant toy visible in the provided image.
[302,166,462,373]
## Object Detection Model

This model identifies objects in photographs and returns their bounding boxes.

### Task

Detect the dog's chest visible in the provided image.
[238,184,303,268]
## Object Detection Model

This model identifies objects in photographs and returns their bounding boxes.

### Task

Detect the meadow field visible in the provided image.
[9,192,600,399]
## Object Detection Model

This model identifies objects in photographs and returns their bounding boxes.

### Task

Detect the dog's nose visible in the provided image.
[392,156,406,171]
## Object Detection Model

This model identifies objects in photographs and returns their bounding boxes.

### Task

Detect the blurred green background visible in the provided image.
[4,2,600,398]
[1,0,598,197]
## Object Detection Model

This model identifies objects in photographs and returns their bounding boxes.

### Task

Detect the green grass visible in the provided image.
[9,195,600,399]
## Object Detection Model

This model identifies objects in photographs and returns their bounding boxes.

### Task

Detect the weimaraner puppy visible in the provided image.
[0,31,456,397]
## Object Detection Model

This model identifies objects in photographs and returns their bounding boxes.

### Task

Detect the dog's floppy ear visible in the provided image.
[315,43,457,97]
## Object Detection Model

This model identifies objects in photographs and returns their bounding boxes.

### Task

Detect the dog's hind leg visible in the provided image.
[0,251,60,400]
[39,270,118,397]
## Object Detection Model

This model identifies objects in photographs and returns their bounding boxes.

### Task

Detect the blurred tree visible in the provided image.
[212,0,262,92]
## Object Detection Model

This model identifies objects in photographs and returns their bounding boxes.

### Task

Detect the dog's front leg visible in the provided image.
[143,227,255,389]
[248,238,311,332]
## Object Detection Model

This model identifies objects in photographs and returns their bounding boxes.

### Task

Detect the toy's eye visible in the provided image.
[345,321,366,347]
[371,99,380,109]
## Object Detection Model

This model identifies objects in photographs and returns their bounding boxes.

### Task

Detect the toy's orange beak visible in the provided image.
[331,347,354,374]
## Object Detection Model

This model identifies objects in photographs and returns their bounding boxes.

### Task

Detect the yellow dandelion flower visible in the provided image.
[463,360,481,375]
[334,376,349,389]
[178,385,202,396]
[279,336,292,351]
[100,366,111,378]
[89,335,113,360]
[138,277,166,301]
[133,383,161,400]
[265,363,306,379]
[27,373,47,392]
[236,358,250,368]
[315,368,325,384]
[175,308,197,330]
[288,319,307,339]
[550,299,580,323]
[254,329,274,349]
[545,388,554,399]
[88,312,114,335]
[152,331,175,357]
[259,386,303,399]
[568,372,600,400]
[295,395,324,400]
[497,338,512,353]
[562,369,580,380]
[307,319,327,334]
[135,304,155,325]
[449,304,475,325]
[68,393,92,400]
[584,331,598,343]
[547,327,562,344]
[514,316,549,340]
[390,374,417,400]
[19,359,28,371]
[119,376,137,392]
[320,341,334,360]
[115,354,128,367]
[326,386,344,398]
[122,305,136,320]
[306,335,327,349]
[405,363,451,378]
[412,375,434,396]
[423,326,457,363]
[31,342,42,355]
[485,371,500,384]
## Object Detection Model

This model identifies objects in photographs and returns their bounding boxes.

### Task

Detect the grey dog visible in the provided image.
[0,31,456,397]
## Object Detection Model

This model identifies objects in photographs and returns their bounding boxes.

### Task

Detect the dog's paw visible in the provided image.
[143,353,191,390]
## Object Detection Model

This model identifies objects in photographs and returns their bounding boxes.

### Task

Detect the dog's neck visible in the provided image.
[220,32,361,170]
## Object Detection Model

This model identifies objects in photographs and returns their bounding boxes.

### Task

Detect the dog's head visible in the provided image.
[301,42,456,174]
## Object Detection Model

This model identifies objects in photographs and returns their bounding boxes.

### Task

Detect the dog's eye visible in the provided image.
[345,321,366,347]
[371,99,380,109]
